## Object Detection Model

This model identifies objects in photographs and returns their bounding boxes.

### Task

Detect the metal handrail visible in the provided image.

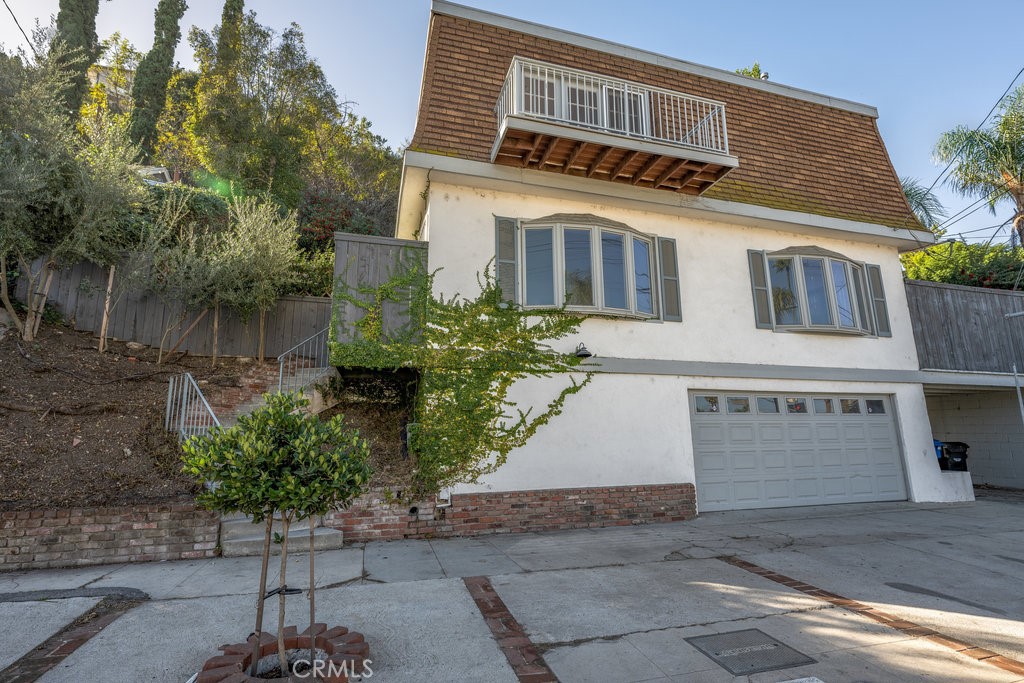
[277,326,331,394]
[165,372,220,441]
[496,56,730,156]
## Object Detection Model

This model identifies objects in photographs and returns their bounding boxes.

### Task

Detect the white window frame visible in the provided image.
[519,221,658,318]
[761,251,878,336]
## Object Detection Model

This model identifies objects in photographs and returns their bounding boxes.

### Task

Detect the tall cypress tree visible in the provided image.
[52,0,101,116]
[215,0,244,75]
[128,0,188,156]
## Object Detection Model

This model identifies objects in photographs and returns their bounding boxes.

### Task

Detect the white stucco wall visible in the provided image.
[928,391,1024,489]
[452,374,973,504]
[423,182,921,371]
[421,181,971,506]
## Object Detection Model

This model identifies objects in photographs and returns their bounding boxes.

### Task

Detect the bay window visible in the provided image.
[496,215,680,320]
[748,247,891,336]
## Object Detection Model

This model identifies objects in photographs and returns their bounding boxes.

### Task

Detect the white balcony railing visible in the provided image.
[496,57,730,156]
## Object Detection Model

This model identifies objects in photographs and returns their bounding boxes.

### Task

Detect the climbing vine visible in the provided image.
[331,259,593,498]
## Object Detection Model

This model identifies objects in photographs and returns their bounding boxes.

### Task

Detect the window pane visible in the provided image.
[695,395,720,413]
[831,261,857,328]
[851,266,872,333]
[606,87,626,131]
[602,231,628,309]
[727,397,751,414]
[802,258,833,325]
[522,72,556,117]
[786,397,808,414]
[563,229,594,306]
[566,75,599,125]
[865,399,886,414]
[757,397,779,413]
[633,238,654,314]
[628,92,646,134]
[813,398,835,414]
[768,257,801,325]
[524,228,554,306]
[840,398,861,414]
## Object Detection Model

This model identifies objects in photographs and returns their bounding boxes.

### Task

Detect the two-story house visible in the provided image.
[393,1,974,521]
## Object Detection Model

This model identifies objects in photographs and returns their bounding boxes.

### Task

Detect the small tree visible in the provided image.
[182,392,371,677]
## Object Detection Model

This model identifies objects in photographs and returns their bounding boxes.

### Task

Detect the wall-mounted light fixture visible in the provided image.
[575,342,593,359]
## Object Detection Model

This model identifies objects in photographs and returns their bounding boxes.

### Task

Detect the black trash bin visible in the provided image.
[941,442,969,472]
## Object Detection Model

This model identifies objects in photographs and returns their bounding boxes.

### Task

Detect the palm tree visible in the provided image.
[901,176,947,229]
[935,84,1024,243]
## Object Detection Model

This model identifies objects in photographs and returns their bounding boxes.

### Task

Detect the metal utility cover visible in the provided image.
[685,629,816,675]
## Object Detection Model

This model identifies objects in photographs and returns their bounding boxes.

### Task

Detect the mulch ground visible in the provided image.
[0,323,260,511]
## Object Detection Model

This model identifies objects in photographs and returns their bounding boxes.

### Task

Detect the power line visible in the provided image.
[2,0,36,58]
[925,65,1024,195]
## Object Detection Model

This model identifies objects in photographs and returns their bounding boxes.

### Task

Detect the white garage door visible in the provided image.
[691,392,907,511]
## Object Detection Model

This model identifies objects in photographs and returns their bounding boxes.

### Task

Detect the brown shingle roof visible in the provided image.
[411,10,924,233]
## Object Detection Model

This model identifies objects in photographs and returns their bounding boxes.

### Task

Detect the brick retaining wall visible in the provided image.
[325,483,696,542]
[0,503,219,572]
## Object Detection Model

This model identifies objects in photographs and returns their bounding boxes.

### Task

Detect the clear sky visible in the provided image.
[3,0,1022,242]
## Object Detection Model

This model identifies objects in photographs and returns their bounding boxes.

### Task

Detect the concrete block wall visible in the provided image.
[927,391,1024,489]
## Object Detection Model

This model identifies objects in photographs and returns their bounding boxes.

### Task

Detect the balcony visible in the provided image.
[492,57,739,195]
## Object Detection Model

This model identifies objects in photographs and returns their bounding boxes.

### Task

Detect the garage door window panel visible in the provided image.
[757,397,780,414]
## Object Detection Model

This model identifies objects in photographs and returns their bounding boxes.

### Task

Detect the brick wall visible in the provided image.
[325,483,696,542]
[0,503,219,572]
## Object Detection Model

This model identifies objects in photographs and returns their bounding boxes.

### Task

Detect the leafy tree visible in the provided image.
[902,241,1024,289]
[51,0,102,116]
[181,393,371,677]
[935,84,1024,244]
[80,33,140,122]
[736,61,768,79]
[129,0,188,156]
[0,40,143,341]
[303,113,402,239]
[901,176,947,229]
[188,10,339,206]
[153,68,201,177]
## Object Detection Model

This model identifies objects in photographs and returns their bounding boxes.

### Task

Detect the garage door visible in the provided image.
[691,392,907,511]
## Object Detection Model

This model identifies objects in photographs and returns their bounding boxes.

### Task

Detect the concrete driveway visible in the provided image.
[1,489,1023,682]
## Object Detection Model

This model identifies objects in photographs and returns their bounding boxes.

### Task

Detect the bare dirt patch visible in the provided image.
[0,323,258,510]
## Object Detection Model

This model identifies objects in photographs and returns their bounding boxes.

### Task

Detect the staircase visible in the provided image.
[202,361,283,426]
[220,513,345,557]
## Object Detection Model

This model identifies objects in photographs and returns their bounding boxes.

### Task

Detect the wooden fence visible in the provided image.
[333,233,428,343]
[16,259,330,358]
[906,279,1024,373]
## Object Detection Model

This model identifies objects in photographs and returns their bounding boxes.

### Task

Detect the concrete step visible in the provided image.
[221,526,344,558]
[221,515,315,542]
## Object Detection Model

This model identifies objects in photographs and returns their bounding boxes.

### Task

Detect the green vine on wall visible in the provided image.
[331,258,593,499]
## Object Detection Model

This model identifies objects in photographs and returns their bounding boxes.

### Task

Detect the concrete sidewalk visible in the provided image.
[1,493,1023,682]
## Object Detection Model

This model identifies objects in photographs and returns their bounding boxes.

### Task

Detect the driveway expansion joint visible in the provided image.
[720,555,1024,677]
[0,590,147,683]
[463,575,559,683]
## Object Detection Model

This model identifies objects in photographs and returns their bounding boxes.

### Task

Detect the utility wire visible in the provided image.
[924,65,1024,195]
[2,0,36,58]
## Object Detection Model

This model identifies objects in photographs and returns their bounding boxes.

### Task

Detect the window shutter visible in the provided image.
[495,217,518,303]
[747,250,773,329]
[865,264,891,337]
[657,237,682,322]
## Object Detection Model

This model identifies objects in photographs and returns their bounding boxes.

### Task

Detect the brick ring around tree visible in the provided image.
[196,623,369,683]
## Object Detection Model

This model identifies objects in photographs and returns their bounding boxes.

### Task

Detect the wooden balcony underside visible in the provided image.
[494,128,734,195]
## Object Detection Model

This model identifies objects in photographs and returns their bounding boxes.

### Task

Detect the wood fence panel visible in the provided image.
[15,258,331,358]
[906,279,1024,373]
[332,233,427,344]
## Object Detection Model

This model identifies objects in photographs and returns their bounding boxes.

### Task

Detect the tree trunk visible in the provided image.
[308,518,316,670]
[23,259,53,342]
[98,264,116,353]
[249,515,274,676]
[277,514,290,676]
[162,308,209,362]
[0,254,25,336]
[259,309,266,363]
[212,303,220,367]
